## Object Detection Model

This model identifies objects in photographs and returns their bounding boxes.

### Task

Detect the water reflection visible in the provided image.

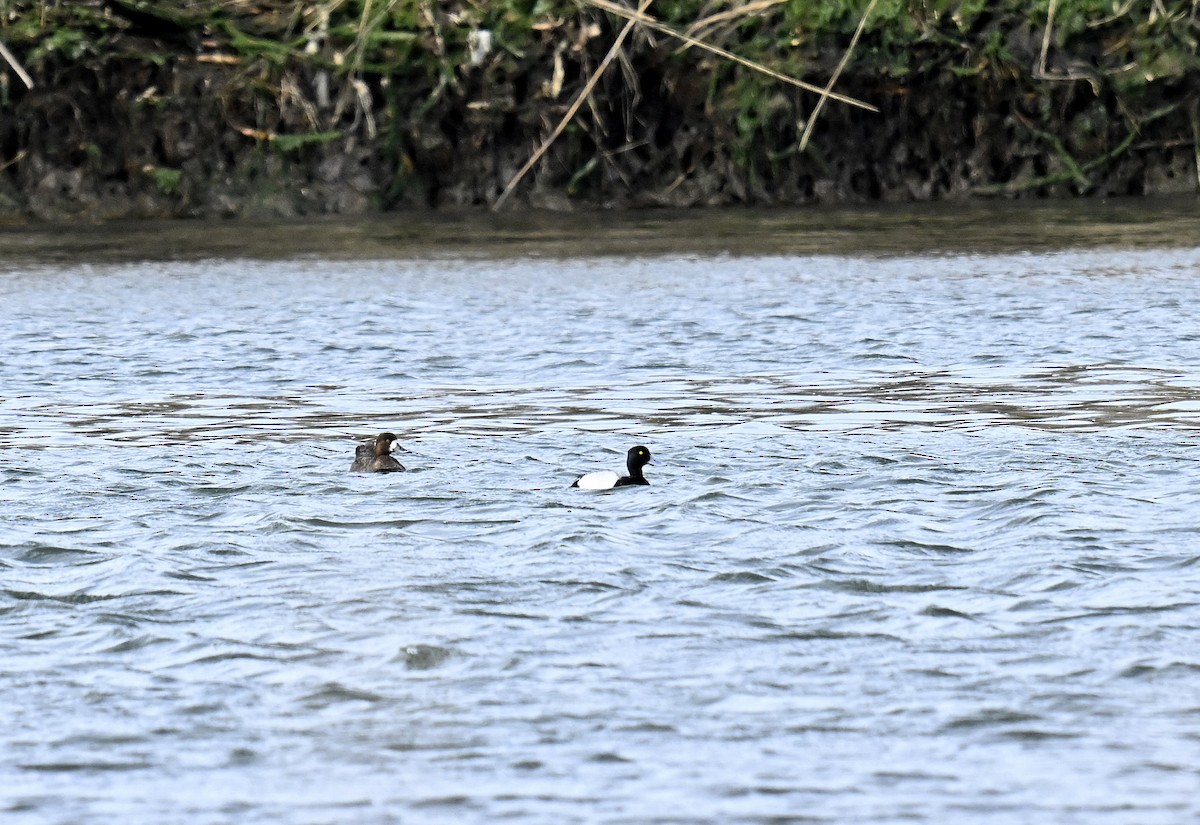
[3,198,1200,265]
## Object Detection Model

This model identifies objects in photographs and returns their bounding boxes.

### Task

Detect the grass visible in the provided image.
[2,0,1198,205]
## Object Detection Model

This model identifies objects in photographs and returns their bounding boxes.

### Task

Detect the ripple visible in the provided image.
[4,235,1200,824]
[302,683,390,706]
[709,571,777,584]
[19,761,153,773]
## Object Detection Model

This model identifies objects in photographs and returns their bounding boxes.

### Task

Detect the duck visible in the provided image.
[570,445,652,489]
[350,432,405,473]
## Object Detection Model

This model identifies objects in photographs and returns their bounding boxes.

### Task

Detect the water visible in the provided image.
[3,204,1200,823]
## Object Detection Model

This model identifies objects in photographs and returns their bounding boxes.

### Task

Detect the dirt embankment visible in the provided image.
[1,1,1198,221]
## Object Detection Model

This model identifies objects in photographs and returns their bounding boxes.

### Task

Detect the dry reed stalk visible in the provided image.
[0,38,34,89]
[0,149,27,174]
[582,0,877,112]
[799,0,877,152]
[1036,0,1061,76]
[330,0,399,131]
[492,0,655,210]
[307,4,332,109]
[1035,0,1097,89]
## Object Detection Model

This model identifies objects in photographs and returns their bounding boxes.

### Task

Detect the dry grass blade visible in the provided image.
[581,0,878,112]
[0,38,34,89]
[685,0,788,42]
[1035,0,1096,87]
[0,149,27,173]
[493,0,655,210]
[799,0,878,152]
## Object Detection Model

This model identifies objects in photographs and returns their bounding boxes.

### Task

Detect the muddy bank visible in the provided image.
[1,1,1198,221]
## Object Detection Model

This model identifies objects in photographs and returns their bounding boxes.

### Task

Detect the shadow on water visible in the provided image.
[3,198,1200,265]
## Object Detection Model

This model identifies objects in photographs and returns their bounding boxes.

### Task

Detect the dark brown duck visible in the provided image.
[350,432,405,473]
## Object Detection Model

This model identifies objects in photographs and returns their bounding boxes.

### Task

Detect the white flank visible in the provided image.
[574,470,620,490]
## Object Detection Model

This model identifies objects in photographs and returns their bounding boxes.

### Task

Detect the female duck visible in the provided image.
[570,446,652,489]
[350,432,405,473]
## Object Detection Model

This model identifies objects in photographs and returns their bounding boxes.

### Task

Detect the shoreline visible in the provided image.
[4,197,1200,263]
[2,1,1198,222]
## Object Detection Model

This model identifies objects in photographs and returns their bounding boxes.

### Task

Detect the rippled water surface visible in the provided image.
[3,204,1200,824]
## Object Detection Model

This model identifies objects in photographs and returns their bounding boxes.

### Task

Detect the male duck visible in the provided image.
[570,446,652,489]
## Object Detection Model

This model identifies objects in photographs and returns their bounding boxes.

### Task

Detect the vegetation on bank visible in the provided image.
[1,1,1198,218]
